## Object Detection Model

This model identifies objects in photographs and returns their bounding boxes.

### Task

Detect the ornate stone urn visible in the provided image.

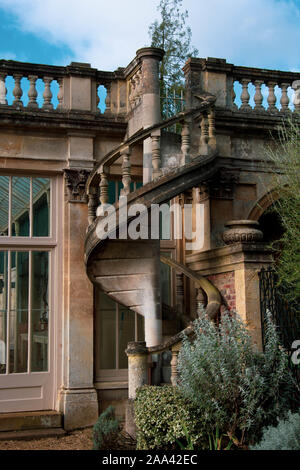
[222,220,263,245]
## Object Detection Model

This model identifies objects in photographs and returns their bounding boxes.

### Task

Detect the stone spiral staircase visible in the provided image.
[84,95,222,347]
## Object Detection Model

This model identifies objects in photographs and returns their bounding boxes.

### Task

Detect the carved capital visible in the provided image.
[64,169,90,202]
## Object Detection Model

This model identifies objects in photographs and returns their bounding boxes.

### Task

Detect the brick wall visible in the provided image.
[207,271,236,313]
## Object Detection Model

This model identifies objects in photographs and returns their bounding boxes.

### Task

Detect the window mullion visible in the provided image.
[29,177,33,238]
[5,251,11,374]
[116,304,119,370]
[8,177,12,237]
[28,250,32,373]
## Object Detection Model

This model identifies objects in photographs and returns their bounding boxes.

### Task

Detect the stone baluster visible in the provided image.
[0,73,7,105]
[12,74,23,107]
[120,146,131,196]
[254,80,264,112]
[207,107,216,150]
[170,343,181,386]
[280,83,290,112]
[99,165,109,205]
[104,83,111,113]
[42,77,53,110]
[240,79,251,111]
[57,77,64,110]
[151,130,162,180]
[180,121,190,165]
[27,75,38,109]
[267,81,277,113]
[87,188,98,225]
[199,112,209,154]
[292,80,300,112]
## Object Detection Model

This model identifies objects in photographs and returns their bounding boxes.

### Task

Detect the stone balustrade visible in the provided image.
[184,57,300,114]
[231,68,300,113]
[0,59,125,113]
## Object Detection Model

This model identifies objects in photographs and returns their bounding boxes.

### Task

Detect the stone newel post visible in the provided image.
[125,341,149,437]
[136,47,164,183]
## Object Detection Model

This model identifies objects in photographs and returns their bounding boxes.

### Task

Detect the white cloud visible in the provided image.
[0,0,299,72]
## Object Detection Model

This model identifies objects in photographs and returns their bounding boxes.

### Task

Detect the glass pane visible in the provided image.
[0,176,9,236]
[31,251,49,372]
[10,251,29,373]
[33,178,50,237]
[160,252,172,306]
[96,291,116,369]
[137,313,145,342]
[118,306,135,369]
[12,177,30,237]
[0,251,8,373]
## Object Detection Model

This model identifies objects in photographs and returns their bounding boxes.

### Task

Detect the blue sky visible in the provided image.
[0,0,299,72]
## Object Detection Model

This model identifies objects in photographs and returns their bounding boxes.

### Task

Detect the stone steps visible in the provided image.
[0,410,64,437]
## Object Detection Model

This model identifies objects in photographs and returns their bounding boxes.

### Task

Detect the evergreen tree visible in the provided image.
[149,0,198,117]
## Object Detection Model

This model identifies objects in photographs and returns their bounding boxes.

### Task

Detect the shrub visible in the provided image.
[134,385,204,450]
[251,410,300,450]
[92,405,119,450]
[178,311,295,446]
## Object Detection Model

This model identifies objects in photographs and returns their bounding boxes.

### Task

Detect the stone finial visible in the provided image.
[222,220,263,245]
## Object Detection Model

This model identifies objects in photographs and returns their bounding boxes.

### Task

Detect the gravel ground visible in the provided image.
[0,427,136,451]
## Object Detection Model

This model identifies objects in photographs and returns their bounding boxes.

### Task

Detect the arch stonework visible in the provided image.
[247,189,280,221]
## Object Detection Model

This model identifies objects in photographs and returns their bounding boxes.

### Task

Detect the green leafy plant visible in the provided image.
[92,405,119,450]
[178,311,295,446]
[134,385,203,450]
[251,409,300,450]
[208,427,235,451]
[266,115,300,303]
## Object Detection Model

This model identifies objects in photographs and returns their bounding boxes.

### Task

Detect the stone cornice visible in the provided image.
[186,243,274,275]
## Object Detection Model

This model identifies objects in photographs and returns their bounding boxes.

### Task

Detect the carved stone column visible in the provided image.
[60,168,98,430]
[136,47,164,183]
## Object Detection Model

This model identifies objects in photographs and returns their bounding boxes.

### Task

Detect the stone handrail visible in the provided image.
[126,255,221,396]
[86,94,217,224]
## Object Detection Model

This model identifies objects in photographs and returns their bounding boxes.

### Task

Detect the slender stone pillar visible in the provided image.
[125,341,148,437]
[136,47,164,183]
[59,169,98,430]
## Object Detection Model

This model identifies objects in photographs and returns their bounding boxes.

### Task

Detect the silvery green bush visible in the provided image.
[251,410,300,450]
[134,385,203,450]
[178,311,295,446]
